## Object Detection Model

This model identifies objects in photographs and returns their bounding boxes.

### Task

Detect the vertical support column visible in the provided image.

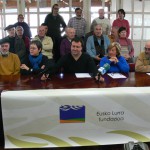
[101,0,105,8]
[37,0,40,26]
[69,0,72,18]
[19,0,26,17]
[51,0,58,7]
[83,0,91,33]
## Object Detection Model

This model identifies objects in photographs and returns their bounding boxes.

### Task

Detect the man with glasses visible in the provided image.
[135,41,150,72]
[44,4,66,62]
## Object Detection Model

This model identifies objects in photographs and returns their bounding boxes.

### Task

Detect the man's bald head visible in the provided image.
[145,40,150,56]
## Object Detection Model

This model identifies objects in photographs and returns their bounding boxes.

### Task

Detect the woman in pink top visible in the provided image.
[112,9,130,38]
[117,27,134,63]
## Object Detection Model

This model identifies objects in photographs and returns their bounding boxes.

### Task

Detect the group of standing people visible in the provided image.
[0,4,150,78]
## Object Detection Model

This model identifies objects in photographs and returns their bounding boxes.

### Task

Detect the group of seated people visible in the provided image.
[0,19,150,81]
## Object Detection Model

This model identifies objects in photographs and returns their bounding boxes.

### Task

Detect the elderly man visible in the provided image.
[91,8,111,35]
[135,41,150,72]
[60,27,75,56]
[41,37,104,82]
[16,26,30,53]
[68,7,86,38]
[0,24,26,63]
[33,26,53,59]
[0,39,20,75]
[86,24,110,64]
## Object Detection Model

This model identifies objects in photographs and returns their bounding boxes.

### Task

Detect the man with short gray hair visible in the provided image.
[86,24,110,64]
[91,8,111,35]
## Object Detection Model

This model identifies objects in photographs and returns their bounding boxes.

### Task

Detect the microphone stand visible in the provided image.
[98,73,100,81]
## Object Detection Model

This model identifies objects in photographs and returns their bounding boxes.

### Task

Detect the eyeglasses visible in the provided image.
[145,47,150,51]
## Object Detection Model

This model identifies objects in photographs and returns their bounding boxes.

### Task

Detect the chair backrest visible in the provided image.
[129,63,135,72]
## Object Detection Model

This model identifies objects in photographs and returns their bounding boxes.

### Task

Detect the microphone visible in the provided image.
[96,63,110,82]
[98,63,110,75]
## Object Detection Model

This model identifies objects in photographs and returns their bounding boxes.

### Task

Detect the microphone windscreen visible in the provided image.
[103,63,110,71]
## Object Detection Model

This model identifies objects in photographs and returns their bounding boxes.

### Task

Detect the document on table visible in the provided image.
[107,73,127,79]
[75,73,91,78]
[146,73,150,76]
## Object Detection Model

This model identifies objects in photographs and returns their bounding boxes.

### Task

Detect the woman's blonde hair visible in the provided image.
[108,42,121,57]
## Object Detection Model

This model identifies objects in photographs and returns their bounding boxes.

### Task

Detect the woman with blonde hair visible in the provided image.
[99,42,129,73]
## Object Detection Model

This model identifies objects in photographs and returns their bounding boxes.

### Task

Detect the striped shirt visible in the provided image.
[68,17,86,37]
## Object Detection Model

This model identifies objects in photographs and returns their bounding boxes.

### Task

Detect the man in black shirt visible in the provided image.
[41,37,104,82]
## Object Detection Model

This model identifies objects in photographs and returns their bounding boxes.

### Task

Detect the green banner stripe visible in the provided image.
[24,133,71,147]
[69,137,99,146]
[108,130,150,142]
[7,135,47,148]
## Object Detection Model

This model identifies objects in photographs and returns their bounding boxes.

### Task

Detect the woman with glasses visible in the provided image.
[99,42,129,73]
[20,40,50,75]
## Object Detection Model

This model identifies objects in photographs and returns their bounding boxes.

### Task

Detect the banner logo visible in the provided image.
[60,105,85,123]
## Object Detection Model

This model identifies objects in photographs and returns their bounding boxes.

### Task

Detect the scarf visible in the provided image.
[93,35,105,58]
[29,53,43,70]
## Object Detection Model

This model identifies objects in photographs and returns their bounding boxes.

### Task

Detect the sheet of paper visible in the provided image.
[107,73,127,79]
[75,73,91,78]
[146,73,150,76]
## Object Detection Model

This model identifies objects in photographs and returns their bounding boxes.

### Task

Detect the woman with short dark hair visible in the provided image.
[112,9,130,38]
[117,26,134,63]
[20,40,50,75]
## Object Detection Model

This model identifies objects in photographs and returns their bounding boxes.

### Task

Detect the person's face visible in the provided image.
[38,27,46,37]
[16,27,24,36]
[71,41,82,56]
[99,9,104,18]
[111,27,118,38]
[30,44,41,56]
[119,30,127,38]
[67,29,75,40]
[94,25,102,37]
[145,43,150,56]
[53,6,59,15]
[43,25,48,33]
[118,12,124,20]
[0,43,10,55]
[75,9,82,17]
[18,15,24,22]
[108,46,117,57]
[7,28,15,37]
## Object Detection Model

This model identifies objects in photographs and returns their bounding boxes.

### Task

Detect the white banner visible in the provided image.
[1,87,150,148]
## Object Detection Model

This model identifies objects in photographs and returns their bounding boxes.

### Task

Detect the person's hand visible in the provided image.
[41,65,45,69]
[95,75,105,82]
[95,55,101,61]
[109,57,118,64]
[20,64,29,70]
[41,74,49,81]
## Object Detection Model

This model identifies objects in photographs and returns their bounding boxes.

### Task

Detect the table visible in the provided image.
[0,72,150,91]
[0,72,150,150]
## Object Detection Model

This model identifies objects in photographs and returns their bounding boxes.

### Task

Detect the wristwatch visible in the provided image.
[30,68,33,72]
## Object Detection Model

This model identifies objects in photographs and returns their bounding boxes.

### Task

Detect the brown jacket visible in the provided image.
[135,52,150,72]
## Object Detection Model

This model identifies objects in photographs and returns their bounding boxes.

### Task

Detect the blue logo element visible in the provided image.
[60,105,85,123]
